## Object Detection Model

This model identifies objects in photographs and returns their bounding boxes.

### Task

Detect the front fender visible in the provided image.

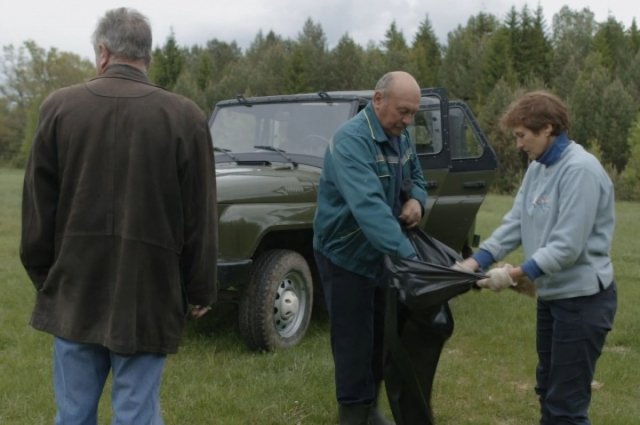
[217,203,316,259]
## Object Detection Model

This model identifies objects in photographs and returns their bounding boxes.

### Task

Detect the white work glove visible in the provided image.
[477,264,516,291]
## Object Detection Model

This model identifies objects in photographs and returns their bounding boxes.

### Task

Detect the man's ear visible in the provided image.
[97,45,111,74]
[373,90,384,108]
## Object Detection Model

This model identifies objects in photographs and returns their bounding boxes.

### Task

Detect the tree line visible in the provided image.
[2,5,640,200]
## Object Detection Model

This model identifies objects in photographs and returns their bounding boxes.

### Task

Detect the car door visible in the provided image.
[422,97,497,252]
[408,89,450,225]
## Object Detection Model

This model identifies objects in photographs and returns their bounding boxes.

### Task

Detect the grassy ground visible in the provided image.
[1,167,638,424]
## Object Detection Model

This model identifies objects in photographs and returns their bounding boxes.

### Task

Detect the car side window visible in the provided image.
[449,106,483,159]
[410,109,443,155]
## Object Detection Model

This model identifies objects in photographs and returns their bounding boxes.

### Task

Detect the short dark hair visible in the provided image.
[500,90,570,136]
[92,8,152,65]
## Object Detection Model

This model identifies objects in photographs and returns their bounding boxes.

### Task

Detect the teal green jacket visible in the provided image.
[313,102,428,279]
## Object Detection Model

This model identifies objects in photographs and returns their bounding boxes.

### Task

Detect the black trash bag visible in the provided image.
[386,230,485,310]
[383,228,486,425]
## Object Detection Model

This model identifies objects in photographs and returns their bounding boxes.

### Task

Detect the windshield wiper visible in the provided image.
[253,146,298,168]
[214,147,239,162]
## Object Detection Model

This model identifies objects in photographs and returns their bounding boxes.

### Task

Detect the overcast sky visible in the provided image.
[1,0,638,61]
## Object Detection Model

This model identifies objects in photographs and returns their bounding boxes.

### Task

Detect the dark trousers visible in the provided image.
[315,251,385,405]
[536,282,617,425]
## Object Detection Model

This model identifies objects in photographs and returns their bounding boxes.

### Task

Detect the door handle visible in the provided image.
[425,181,439,189]
[463,180,486,189]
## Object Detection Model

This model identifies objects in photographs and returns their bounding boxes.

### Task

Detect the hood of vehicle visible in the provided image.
[215,164,320,203]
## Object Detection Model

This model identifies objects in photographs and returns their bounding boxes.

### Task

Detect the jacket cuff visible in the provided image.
[26,268,49,290]
[472,249,495,270]
[521,259,544,280]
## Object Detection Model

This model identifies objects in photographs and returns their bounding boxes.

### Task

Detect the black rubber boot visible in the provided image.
[369,382,395,425]
[368,406,395,425]
[338,404,371,425]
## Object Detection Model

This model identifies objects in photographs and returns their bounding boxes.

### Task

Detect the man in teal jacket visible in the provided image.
[313,71,427,425]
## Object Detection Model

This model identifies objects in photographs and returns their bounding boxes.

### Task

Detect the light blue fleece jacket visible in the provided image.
[477,137,615,300]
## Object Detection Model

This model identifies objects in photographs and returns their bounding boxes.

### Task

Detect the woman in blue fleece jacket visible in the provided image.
[460,91,617,425]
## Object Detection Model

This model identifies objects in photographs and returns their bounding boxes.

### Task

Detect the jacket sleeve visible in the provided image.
[479,184,524,261]
[177,106,218,306]
[20,99,59,289]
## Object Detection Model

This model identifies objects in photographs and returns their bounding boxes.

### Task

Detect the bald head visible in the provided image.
[373,71,421,137]
[375,71,420,95]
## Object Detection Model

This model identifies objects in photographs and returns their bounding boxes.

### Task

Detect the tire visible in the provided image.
[238,249,313,351]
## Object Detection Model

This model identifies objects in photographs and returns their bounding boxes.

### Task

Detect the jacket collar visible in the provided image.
[536,132,571,167]
[91,64,155,86]
[363,102,392,144]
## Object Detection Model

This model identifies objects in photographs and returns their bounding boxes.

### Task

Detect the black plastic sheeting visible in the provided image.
[383,229,487,425]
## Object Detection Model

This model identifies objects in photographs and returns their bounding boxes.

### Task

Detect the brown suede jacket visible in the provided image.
[20,64,218,354]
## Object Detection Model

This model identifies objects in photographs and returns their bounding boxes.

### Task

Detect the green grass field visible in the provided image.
[1,167,638,424]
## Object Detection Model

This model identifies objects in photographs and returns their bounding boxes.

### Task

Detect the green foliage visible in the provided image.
[411,15,441,87]
[620,50,640,102]
[550,7,597,98]
[13,94,42,167]
[568,52,610,148]
[242,31,291,96]
[440,12,498,106]
[630,19,640,55]
[170,41,243,113]
[381,21,412,72]
[569,51,636,173]
[1,42,94,107]
[149,31,185,89]
[617,113,640,201]
[597,79,636,172]
[0,42,94,166]
[477,80,525,193]
[326,35,368,90]
[592,17,629,76]
[509,5,552,85]
[0,97,22,163]
[479,27,516,102]
[3,6,640,193]
[287,18,328,93]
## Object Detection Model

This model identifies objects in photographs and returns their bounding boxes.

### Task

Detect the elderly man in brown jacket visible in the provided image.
[20,8,217,424]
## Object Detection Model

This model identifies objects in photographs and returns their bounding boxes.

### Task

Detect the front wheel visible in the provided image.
[238,249,313,351]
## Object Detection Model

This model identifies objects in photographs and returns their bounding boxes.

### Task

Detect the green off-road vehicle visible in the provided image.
[209,88,497,351]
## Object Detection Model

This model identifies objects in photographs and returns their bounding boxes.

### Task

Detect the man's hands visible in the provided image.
[451,261,474,273]
[454,258,480,272]
[399,198,422,228]
[190,305,212,319]
[477,264,517,291]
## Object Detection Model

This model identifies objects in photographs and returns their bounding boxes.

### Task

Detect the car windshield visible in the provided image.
[210,101,353,157]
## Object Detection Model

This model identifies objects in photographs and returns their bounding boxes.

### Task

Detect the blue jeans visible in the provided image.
[314,251,386,405]
[53,337,166,425]
[536,282,617,425]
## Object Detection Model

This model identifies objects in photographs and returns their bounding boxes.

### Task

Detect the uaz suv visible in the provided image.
[209,88,497,351]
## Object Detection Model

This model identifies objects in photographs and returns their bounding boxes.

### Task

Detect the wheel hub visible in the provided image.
[276,289,299,324]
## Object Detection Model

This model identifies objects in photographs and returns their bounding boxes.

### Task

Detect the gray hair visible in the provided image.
[92,8,152,64]
[374,72,394,92]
